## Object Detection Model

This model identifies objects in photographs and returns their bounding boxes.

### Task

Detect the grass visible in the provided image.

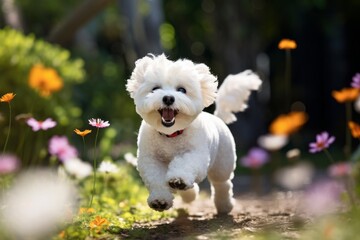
[55,162,176,239]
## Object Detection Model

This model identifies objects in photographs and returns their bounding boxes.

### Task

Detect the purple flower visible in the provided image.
[88,118,110,128]
[26,118,56,131]
[351,73,360,89]
[301,180,343,216]
[240,147,269,169]
[309,131,335,153]
[48,136,78,162]
[0,154,20,174]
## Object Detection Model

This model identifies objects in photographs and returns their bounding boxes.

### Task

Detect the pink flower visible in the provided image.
[88,118,110,128]
[328,162,351,177]
[0,154,20,174]
[309,131,335,153]
[240,147,269,169]
[26,118,57,131]
[351,73,360,89]
[301,180,343,216]
[48,136,78,162]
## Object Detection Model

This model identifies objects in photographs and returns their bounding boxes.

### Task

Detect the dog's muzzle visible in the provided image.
[158,108,178,127]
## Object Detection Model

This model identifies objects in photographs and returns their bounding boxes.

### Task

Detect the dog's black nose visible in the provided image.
[163,95,175,106]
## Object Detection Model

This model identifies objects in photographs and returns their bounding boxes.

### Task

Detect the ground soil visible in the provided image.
[123,191,310,239]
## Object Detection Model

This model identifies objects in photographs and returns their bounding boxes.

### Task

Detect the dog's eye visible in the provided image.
[177,87,186,94]
[152,86,161,92]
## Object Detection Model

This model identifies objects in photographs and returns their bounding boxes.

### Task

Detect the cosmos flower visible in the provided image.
[309,132,335,153]
[48,136,78,162]
[0,93,16,103]
[74,129,92,137]
[63,158,92,179]
[286,148,301,160]
[0,154,20,174]
[348,121,360,139]
[332,88,360,103]
[328,162,351,178]
[28,64,63,97]
[269,111,308,135]
[88,118,110,128]
[87,118,109,207]
[278,39,297,50]
[124,152,137,167]
[351,73,360,89]
[0,170,78,239]
[300,180,343,217]
[98,161,119,174]
[257,134,288,151]
[240,147,269,169]
[275,162,314,190]
[26,117,57,131]
[78,208,95,214]
[89,216,109,229]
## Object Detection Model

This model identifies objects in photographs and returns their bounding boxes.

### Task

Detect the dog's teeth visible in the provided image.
[162,117,175,123]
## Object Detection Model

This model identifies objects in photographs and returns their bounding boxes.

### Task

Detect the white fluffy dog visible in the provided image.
[126,54,261,214]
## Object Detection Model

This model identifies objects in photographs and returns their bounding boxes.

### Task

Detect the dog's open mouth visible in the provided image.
[158,108,178,127]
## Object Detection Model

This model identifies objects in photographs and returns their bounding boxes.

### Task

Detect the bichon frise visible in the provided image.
[126,54,261,214]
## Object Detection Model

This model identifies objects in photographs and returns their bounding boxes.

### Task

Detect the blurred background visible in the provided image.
[1,0,360,164]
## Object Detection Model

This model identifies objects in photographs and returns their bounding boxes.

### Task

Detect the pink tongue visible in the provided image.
[162,108,175,121]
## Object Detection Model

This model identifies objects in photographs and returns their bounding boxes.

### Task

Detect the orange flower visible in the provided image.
[348,121,360,139]
[332,88,360,103]
[58,230,66,239]
[79,207,95,214]
[89,216,109,229]
[278,39,297,50]
[0,93,16,103]
[269,111,308,135]
[74,129,92,137]
[28,64,63,97]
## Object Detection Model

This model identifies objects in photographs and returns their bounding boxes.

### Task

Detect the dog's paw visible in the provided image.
[148,199,172,212]
[168,178,193,190]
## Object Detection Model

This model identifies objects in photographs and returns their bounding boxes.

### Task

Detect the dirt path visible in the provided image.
[125,191,309,239]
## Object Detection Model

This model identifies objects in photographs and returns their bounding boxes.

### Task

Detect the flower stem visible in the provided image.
[323,148,335,163]
[82,136,86,159]
[345,101,352,159]
[89,128,99,208]
[284,49,292,110]
[2,103,12,153]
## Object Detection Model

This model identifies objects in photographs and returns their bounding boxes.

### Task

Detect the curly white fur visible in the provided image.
[126,54,261,214]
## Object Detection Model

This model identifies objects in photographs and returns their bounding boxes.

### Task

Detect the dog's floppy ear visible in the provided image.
[126,55,154,98]
[195,63,218,107]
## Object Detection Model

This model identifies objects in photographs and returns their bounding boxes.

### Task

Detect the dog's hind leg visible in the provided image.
[209,179,234,214]
[178,183,199,203]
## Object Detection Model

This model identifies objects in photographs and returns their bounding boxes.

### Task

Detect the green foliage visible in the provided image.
[53,162,175,240]
[0,28,85,161]
[15,0,81,36]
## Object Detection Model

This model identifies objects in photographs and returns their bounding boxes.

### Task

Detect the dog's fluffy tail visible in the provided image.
[214,70,262,124]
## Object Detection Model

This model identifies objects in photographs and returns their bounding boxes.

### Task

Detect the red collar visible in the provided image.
[159,129,184,138]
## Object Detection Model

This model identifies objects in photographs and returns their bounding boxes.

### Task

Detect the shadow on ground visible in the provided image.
[122,193,309,240]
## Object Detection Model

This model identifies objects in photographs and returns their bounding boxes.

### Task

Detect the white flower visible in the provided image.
[0,169,77,239]
[257,134,288,151]
[286,148,301,160]
[124,152,137,167]
[354,96,360,113]
[98,161,118,173]
[63,158,92,179]
[275,162,314,190]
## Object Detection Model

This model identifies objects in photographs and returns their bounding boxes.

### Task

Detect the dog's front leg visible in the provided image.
[166,149,209,191]
[137,157,174,212]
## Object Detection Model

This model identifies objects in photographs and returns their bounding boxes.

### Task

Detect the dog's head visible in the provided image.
[126,54,218,134]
